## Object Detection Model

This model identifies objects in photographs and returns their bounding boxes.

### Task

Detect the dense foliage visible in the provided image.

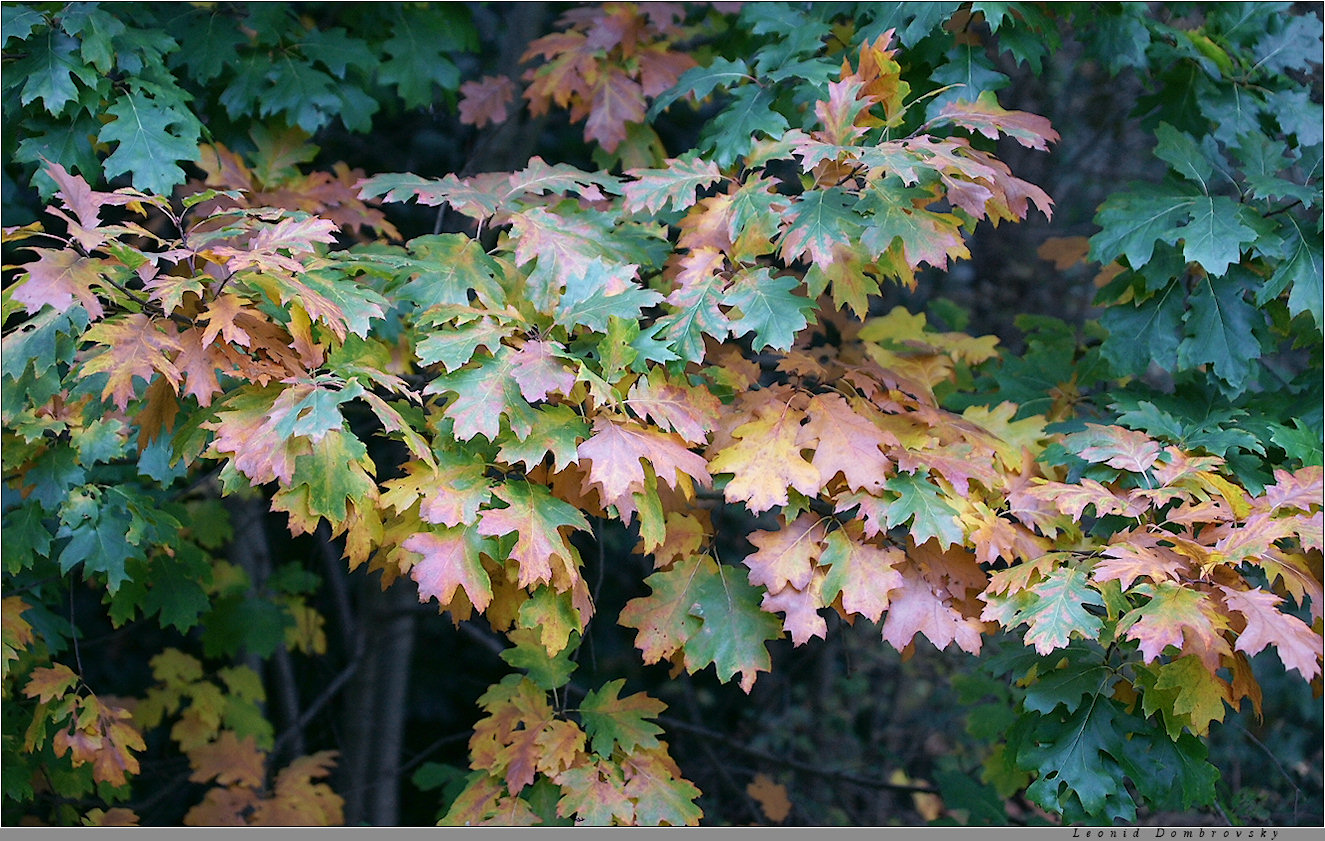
[2,1,1321,827]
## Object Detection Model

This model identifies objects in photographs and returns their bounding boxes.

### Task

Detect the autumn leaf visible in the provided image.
[188,731,266,788]
[747,773,792,823]
[1064,424,1162,473]
[819,526,905,622]
[624,367,722,445]
[459,75,518,128]
[403,526,494,612]
[578,679,666,757]
[577,415,711,508]
[741,514,826,594]
[796,392,896,493]
[476,481,590,590]
[24,663,79,703]
[880,566,983,655]
[1219,585,1322,680]
[79,314,183,411]
[709,398,820,515]
[555,760,636,825]
[12,248,110,318]
[623,154,724,214]
[935,91,1060,150]
[1122,583,1232,672]
[760,574,828,645]
[619,746,704,826]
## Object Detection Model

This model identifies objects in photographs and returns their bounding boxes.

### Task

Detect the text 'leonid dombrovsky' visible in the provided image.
[1072,831,1280,839]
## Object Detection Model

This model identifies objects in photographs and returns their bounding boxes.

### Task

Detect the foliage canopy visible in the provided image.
[2,0,1321,827]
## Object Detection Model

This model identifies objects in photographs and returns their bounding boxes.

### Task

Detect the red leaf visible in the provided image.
[458,75,519,128]
[584,68,646,152]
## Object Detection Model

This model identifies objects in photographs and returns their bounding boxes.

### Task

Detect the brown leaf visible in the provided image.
[746,773,792,823]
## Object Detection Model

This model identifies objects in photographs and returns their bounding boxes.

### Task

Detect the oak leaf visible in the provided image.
[741,513,826,593]
[796,393,896,492]
[576,415,710,509]
[879,566,983,655]
[476,481,590,590]
[188,731,265,788]
[1219,586,1322,680]
[1122,583,1232,672]
[458,75,518,128]
[760,572,829,645]
[80,314,184,411]
[625,367,722,445]
[578,679,666,757]
[819,526,905,622]
[403,526,494,612]
[13,248,109,318]
[709,399,820,515]
[556,760,635,825]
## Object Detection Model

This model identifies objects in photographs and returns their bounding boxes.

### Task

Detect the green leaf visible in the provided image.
[882,472,965,550]
[1099,279,1186,377]
[701,85,790,169]
[426,345,539,441]
[1180,195,1259,275]
[259,58,343,133]
[778,187,862,268]
[1089,183,1197,269]
[1153,122,1222,188]
[280,429,378,525]
[172,9,248,83]
[500,628,579,691]
[13,30,97,116]
[655,274,732,363]
[416,318,512,373]
[1019,699,1135,821]
[56,488,139,594]
[647,57,751,119]
[1020,646,1119,715]
[1177,274,1262,391]
[555,261,664,334]
[399,234,507,309]
[998,567,1105,656]
[378,8,474,108]
[578,679,666,757]
[684,561,783,693]
[722,268,814,352]
[2,5,46,47]
[98,91,201,195]
[497,404,588,473]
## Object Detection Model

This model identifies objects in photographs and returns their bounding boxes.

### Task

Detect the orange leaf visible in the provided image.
[23,663,78,703]
[746,773,792,823]
[79,314,184,411]
[880,566,983,655]
[188,731,266,788]
[577,415,710,508]
[796,393,896,492]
